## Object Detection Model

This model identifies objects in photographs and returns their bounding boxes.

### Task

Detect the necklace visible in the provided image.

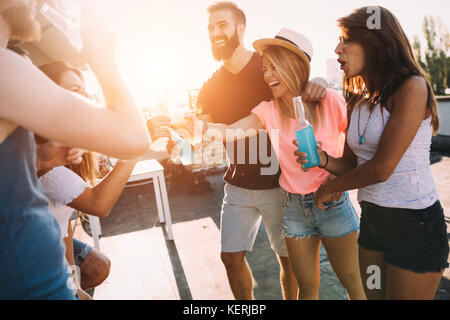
[358,106,373,145]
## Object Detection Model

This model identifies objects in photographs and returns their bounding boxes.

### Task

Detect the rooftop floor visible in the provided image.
[73,156,450,300]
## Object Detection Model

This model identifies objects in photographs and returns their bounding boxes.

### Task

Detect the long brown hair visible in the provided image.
[263,46,323,127]
[338,6,439,134]
[39,61,99,185]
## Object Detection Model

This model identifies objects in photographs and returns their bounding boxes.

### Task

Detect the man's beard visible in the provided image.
[1,2,41,42]
[211,29,240,61]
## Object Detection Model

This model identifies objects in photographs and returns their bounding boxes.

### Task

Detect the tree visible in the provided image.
[413,16,449,95]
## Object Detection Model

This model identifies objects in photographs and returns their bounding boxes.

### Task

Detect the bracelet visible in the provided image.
[319,151,329,169]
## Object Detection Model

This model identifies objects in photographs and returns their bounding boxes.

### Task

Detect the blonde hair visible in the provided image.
[67,152,99,186]
[263,46,323,127]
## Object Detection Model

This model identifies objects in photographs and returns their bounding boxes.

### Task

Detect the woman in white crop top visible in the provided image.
[295,7,448,300]
[38,61,140,300]
[40,158,137,300]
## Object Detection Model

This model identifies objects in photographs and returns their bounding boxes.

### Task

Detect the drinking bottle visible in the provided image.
[40,3,83,52]
[293,96,320,169]
[168,128,195,166]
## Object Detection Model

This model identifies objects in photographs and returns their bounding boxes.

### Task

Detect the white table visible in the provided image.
[127,159,173,240]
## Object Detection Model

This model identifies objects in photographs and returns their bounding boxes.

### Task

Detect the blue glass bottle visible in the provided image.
[293,96,320,169]
[168,128,195,166]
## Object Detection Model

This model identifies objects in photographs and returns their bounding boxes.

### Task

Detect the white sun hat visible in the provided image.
[253,28,314,68]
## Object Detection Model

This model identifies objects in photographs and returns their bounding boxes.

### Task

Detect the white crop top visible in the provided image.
[347,104,438,209]
[40,166,88,238]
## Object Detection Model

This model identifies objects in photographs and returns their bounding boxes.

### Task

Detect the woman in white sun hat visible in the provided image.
[188,28,366,300]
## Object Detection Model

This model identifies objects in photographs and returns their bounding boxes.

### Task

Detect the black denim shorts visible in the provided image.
[358,200,449,274]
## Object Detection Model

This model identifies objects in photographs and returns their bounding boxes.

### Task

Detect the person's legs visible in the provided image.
[358,200,449,300]
[382,201,449,300]
[358,246,386,299]
[356,202,387,300]
[79,249,111,289]
[220,251,254,300]
[285,236,321,300]
[311,192,366,299]
[277,254,299,300]
[220,184,262,300]
[280,191,322,300]
[321,232,366,300]
[73,238,111,290]
[258,187,298,300]
[385,263,444,300]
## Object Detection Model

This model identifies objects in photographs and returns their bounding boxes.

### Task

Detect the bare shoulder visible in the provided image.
[395,75,428,100]
[0,46,51,82]
[0,46,41,88]
[0,46,64,111]
[0,49,25,140]
[391,75,429,116]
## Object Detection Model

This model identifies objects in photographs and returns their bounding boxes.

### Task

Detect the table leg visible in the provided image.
[152,175,165,224]
[158,172,173,240]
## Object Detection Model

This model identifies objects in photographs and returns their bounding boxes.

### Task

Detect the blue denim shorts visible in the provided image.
[73,238,93,267]
[281,189,360,239]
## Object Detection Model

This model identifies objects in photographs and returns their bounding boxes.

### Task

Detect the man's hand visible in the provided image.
[303,77,328,102]
[36,141,85,172]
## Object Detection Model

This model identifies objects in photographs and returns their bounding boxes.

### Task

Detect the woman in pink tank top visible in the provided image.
[188,28,366,300]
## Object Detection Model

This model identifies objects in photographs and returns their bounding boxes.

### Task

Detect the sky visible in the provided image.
[81,0,450,113]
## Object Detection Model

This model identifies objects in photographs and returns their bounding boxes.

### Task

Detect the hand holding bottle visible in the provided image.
[293,140,327,172]
[293,96,320,169]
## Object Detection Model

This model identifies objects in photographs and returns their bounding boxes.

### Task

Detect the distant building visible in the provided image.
[326,58,343,89]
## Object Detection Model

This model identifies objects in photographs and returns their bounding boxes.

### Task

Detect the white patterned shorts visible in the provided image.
[220,183,288,257]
